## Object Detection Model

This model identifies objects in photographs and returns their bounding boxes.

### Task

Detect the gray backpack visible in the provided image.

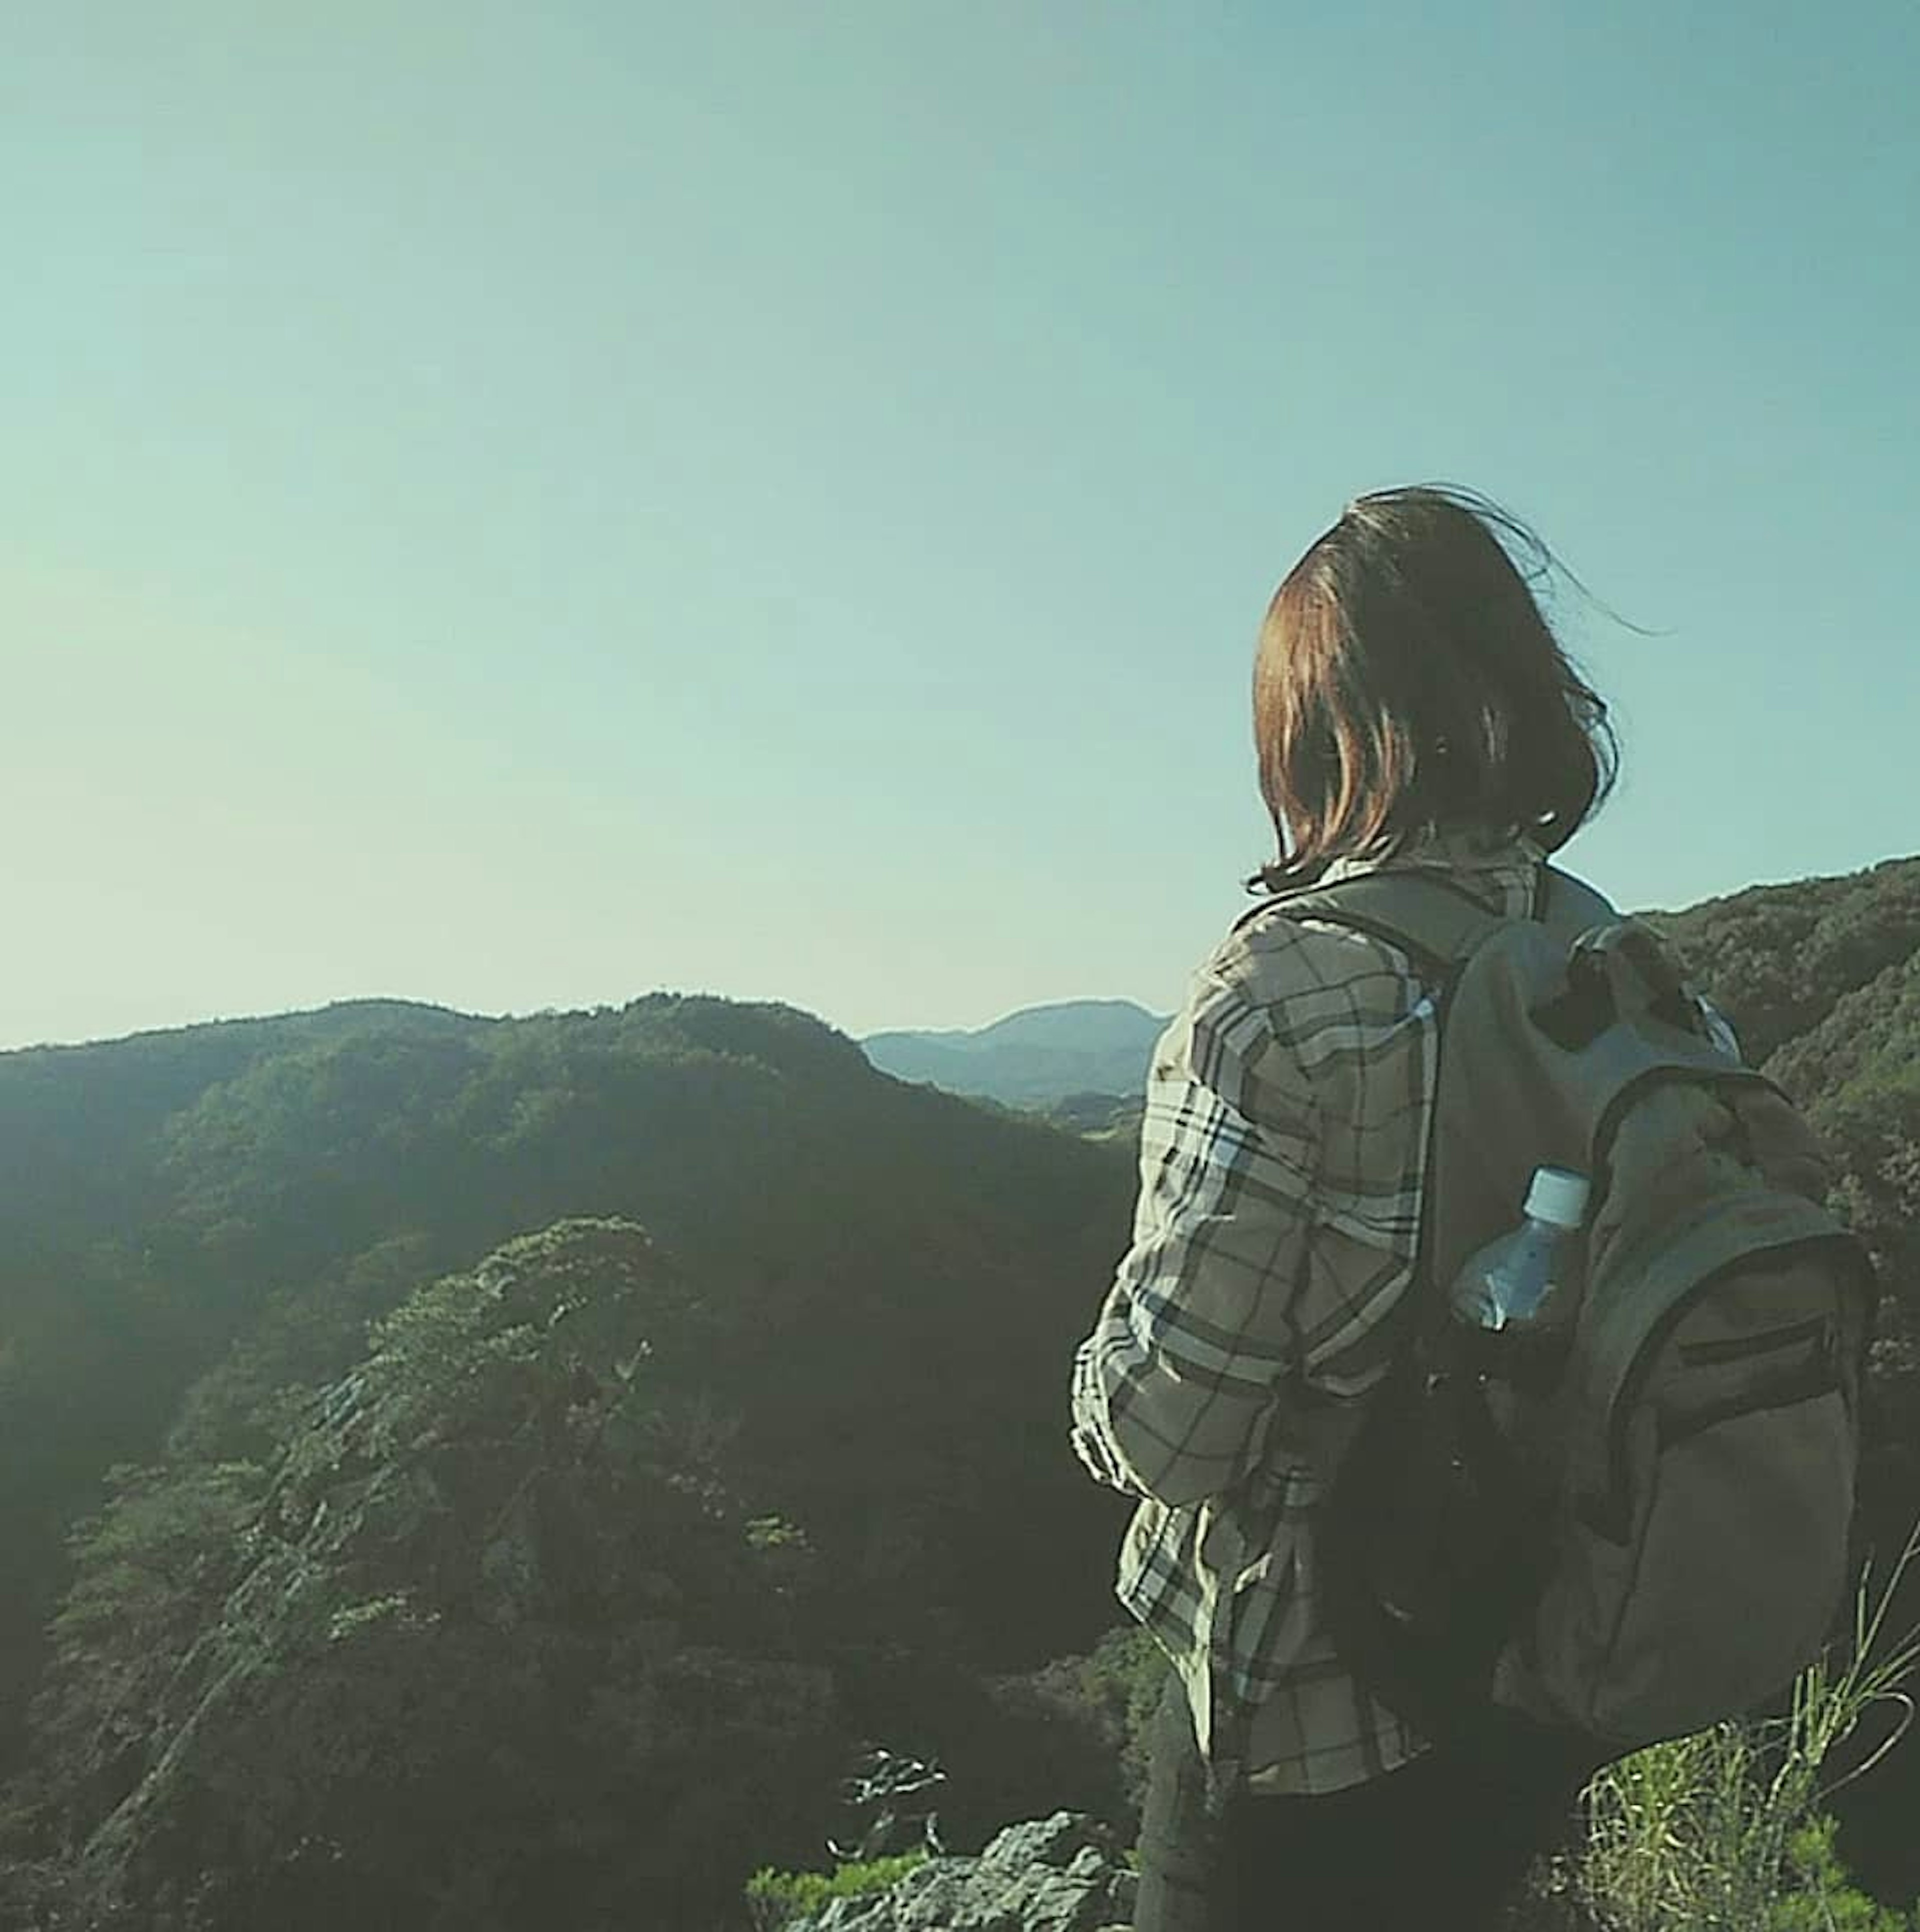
[1281,860,1878,1758]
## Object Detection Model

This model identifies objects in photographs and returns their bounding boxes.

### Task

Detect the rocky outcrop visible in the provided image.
[788,1812,1135,1932]
[21,1219,844,1932]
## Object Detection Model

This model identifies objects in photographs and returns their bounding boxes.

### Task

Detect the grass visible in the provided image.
[1559,1516,1920,1932]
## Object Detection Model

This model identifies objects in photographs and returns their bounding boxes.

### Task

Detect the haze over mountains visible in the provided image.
[861,999,1169,1108]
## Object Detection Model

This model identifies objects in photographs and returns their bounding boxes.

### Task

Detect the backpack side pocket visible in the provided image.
[1520,1253,1856,1746]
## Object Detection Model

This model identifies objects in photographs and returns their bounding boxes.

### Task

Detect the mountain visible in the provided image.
[0,994,1140,1928]
[862,999,1168,1108]
[0,855,1918,1925]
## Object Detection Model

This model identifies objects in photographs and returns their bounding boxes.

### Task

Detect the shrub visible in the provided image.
[743,1852,928,1931]
[1001,1624,1168,1827]
[1766,1815,1914,1931]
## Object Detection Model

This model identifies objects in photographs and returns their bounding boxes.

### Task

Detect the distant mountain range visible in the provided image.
[862,998,1169,1108]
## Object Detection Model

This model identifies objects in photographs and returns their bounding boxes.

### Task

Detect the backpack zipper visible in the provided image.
[1658,1352,1842,1451]
[1677,1314,1832,1368]
[1586,1234,1855,1542]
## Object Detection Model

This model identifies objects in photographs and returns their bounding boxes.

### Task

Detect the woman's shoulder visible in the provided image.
[1160,902,1432,1129]
[1203,893,1427,1011]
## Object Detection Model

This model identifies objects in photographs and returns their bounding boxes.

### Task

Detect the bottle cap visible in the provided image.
[1524,1166,1590,1229]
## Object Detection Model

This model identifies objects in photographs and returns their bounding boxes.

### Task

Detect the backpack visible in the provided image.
[1276,859,1879,1762]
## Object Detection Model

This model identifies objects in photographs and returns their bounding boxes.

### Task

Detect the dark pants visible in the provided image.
[1134,1680,1594,1931]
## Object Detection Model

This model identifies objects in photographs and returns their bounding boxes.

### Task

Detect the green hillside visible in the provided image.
[0,854,1915,1927]
[0,994,1138,1926]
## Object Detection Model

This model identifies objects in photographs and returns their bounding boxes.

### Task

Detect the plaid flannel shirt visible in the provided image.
[1070,829,1556,1803]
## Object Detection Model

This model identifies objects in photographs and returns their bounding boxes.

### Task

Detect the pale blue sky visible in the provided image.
[4,2,1915,1049]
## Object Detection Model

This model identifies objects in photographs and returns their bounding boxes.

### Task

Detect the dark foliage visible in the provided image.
[1645,856,1920,1072]
[6,1223,846,1929]
[0,998,1136,1925]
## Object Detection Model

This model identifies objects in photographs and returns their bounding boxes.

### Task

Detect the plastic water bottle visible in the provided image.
[1449,1166,1591,1333]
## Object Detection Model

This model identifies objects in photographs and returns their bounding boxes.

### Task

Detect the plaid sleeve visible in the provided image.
[1070,965,1320,1506]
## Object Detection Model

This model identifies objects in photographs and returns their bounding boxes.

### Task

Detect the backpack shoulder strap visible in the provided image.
[1241,862,1621,981]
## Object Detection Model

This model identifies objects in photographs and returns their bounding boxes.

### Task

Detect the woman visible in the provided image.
[1070,485,1616,1929]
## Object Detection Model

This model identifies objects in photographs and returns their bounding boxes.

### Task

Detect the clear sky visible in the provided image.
[4,2,1915,1050]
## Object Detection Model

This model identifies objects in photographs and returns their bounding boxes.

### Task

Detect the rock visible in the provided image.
[28,1219,844,1932]
[788,1811,1136,1932]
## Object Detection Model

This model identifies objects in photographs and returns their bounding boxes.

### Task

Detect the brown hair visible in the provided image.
[1250,484,1618,893]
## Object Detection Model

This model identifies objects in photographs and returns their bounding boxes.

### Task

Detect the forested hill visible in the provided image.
[0,852,1914,1928]
[1647,852,1920,1297]
[0,994,1139,1925]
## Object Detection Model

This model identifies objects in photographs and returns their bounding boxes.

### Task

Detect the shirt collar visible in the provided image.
[1316,826,1547,887]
